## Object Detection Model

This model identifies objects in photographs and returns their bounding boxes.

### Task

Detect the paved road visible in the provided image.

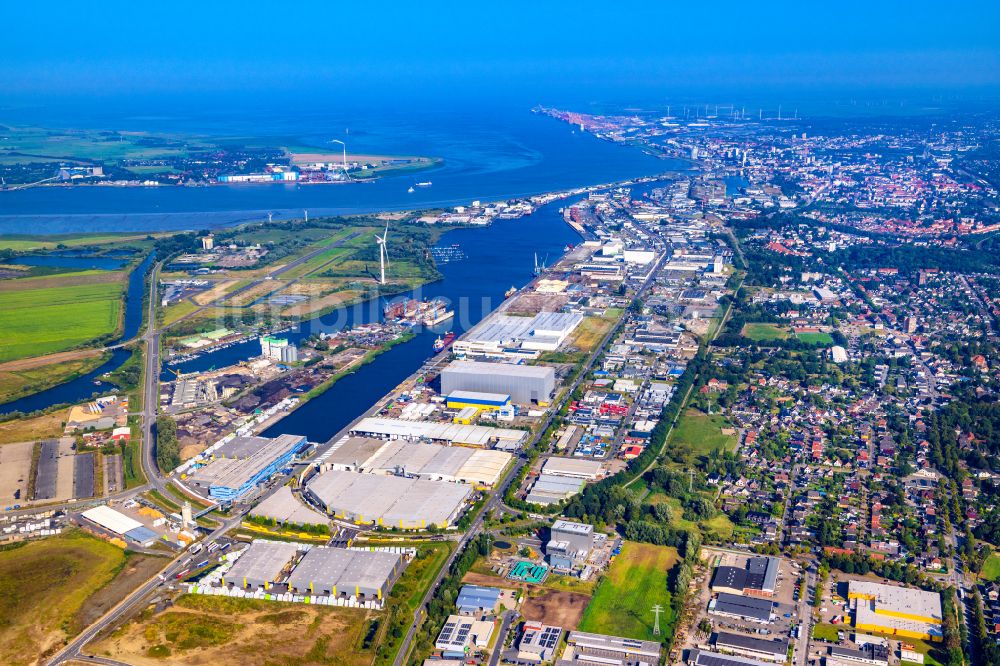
[793,570,815,666]
[488,610,517,666]
[141,261,168,494]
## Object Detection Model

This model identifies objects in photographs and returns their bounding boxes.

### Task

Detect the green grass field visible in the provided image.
[0,352,109,403]
[812,623,841,642]
[741,322,789,340]
[0,233,154,251]
[0,530,126,665]
[671,408,738,455]
[981,552,1000,581]
[578,541,679,640]
[795,331,835,345]
[0,281,123,361]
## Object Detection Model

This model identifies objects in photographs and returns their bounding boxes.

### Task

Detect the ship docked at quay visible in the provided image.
[383,297,454,327]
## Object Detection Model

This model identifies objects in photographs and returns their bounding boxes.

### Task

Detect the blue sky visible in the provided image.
[3,1,999,103]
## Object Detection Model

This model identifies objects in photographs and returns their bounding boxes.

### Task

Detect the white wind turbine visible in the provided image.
[376,221,390,285]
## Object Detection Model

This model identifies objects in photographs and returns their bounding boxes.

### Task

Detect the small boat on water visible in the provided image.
[415,181,432,188]
[407,186,415,193]
[433,331,456,353]
[505,285,517,298]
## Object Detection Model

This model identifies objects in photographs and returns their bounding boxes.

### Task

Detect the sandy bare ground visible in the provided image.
[280,290,364,317]
[92,597,376,666]
[192,280,238,306]
[0,348,103,373]
[461,571,590,628]
[0,441,33,505]
[521,589,590,629]
[0,410,68,446]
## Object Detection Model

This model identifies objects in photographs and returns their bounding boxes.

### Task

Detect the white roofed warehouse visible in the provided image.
[349,417,528,450]
[440,360,556,405]
[304,469,472,529]
[451,311,583,357]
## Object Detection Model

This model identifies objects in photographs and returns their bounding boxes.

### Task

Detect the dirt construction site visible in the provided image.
[461,571,591,629]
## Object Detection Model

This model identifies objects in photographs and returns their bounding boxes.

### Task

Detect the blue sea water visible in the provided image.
[0,104,680,430]
[0,105,677,231]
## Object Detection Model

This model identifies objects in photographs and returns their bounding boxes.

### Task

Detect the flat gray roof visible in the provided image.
[250,486,329,526]
[714,632,789,657]
[286,547,401,596]
[224,540,299,588]
[323,437,387,468]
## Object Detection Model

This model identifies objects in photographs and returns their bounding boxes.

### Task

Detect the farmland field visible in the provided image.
[0,280,123,362]
[577,541,678,640]
[0,529,146,665]
[741,322,789,340]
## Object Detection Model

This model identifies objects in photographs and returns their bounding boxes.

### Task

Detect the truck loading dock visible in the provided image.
[286,547,402,600]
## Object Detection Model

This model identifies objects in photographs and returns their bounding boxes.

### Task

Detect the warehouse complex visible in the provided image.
[320,437,512,486]
[222,540,299,590]
[848,581,943,642]
[688,649,778,666]
[710,556,781,598]
[451,311,583,357]
[287,547,402,600]
[709,593,774,623]
[80,504,159,547]
[305,469,472,528]
[185,433,309,500]
[712,632,790,663]
[349,417,528,450]
[440,360,556,405]
[218,540,407,603]
[526,457,606,505]
[561,631,662,666]
[249,486,329,526]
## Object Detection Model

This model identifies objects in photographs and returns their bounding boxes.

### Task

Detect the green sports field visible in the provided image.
[795,331,834,345]
[981,552,1000,581]
[741,322,790,341]
[0,282,122,361]
[577,541,679,640]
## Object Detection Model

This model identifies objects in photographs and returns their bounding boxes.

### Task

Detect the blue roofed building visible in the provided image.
[456,584,501,615]
[124,525,159,547]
